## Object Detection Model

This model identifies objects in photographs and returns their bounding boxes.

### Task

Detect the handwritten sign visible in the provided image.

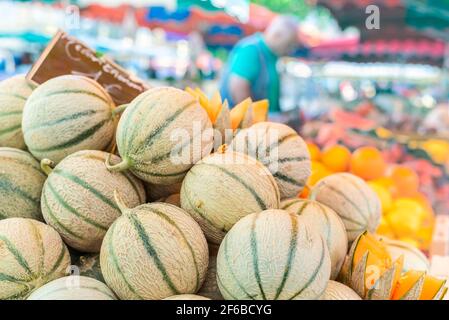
[27,30,149,105]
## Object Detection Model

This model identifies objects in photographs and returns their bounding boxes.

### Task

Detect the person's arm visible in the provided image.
[229,74,251,104]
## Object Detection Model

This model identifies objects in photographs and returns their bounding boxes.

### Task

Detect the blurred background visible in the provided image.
[1,0,449,254]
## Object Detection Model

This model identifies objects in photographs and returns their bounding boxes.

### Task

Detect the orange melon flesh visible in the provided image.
[208,91,223,123]
[230,98,252,129]
[353,234,392,290]
[419,275,447,300]
[252,99,269,123]
[390,256,404,298]
[391,270,425,300]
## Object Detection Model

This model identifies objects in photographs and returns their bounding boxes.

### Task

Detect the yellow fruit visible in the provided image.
[368,182,393,212]
[392,198,428,220]
[376,217,395,238]
[321,145,351,172]
[386,208,423,238]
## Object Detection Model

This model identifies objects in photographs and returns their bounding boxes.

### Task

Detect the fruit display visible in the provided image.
[180,147,280,244]
[27,276,116,300]
[22,75,117,163]
[100,194,209,300]
[0,147,46,220]
[0,73,446,301]
[0,75,35,149]
[108,87,213,184]
[231,122,311,199]
[281,198,347,279]
[339,232,447,300]
[0,218,71,299]
[40,150,146,252]
[216,209,331,300]
[304,142,436,251]
[310,172,381,242]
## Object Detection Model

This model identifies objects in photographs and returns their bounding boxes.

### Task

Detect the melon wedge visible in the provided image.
[252,99,269,123]
[230,98,252,129]
[391,270,425,300]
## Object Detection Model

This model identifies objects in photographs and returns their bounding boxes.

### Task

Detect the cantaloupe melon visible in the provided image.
[163,294,211,300]
[100,195,209,300]
[145,181,183,201]
[217,209,331,300]
[41,150,146,252]
[107,87,213,184]
[311,173,381,242]
[197,243,223,300]
[0,75,35,149]
[0,217,71,299]
[0,147,46,220]
[22,75,116,163]
[320,280,361,300]
[180,148,280,244]
[27,276,116,300]
[231,122,311,199]
[281,198,348,279]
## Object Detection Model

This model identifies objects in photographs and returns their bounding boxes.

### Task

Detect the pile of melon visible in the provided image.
[0,75,446,300]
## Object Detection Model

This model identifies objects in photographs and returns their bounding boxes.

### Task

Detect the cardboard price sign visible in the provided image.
[27,30,149,105]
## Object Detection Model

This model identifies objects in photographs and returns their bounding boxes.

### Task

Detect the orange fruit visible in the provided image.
[321,145,351,172]
[350,146,386,180]
[306,142,321,161]
[387,166,419,197]
[308,161,332,186]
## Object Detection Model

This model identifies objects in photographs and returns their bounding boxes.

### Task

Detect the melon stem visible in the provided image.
[114,190,129,213]
[40,159,55,176]
[112,104,128,117]
[105,154,131,172]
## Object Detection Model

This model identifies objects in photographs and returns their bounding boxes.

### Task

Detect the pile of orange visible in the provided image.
[302,142,434,250]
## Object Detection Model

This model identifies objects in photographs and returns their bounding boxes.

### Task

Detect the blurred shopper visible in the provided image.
[220,15,299,114]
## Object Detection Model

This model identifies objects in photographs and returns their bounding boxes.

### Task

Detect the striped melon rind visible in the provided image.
[0,75,35,149]
[41,150,146,252]
[231,122,311,199]
[0,147,46,220]
[163,294,211,300]
[180,150,280,244]
[217,209,331,300]
[27,276,116,300]
[197,243,223,300]
[0,218,71,300]
[22,75,116,163]
[376,236,430,272]
[100,197,209,300]
[320,280,361,300]
[310,173,381,242]
[281,198,348,280]
[110,87,213,184]
[145,181,182,201]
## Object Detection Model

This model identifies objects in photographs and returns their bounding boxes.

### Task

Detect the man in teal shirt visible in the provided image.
[220,16,299,113]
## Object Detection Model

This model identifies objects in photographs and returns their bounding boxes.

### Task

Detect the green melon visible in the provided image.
[100,195,209,300]
[0,75,35,149]
[180,149,280,244]
[217,209,331,300]
[22,75,116,163]
[319,280,361,300]
[281,198,348,279]
[41,150,146,252]
[310,172,381,242]
[0,217,71,299]
[107,87,213,184]
[0,147,46,220]
[231,122,311,199]
[163,294,210,300]
[197,243,223,300]
[27,276,116,300]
